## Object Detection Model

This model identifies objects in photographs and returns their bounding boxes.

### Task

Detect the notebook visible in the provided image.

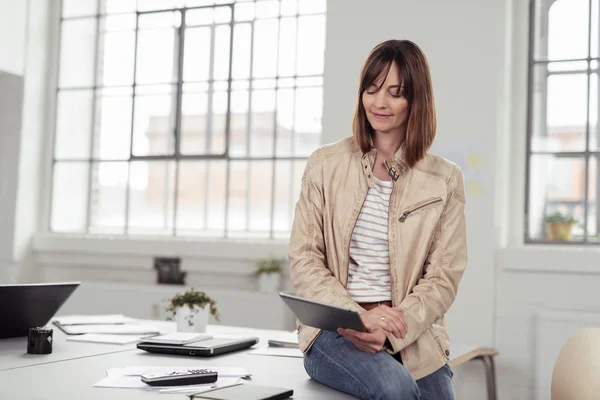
[189,383,293,399]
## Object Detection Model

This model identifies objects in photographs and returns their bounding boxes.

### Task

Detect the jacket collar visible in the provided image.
[362,137,408,182]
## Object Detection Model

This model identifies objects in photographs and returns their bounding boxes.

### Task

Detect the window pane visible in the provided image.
[531,66,588,152]
[227,160,249,232]
[213,25,232,81]
[276,88,294,156]
[232,24,251,79]
[273,160,292,234]
[234,2,254,21]
[210,89,228,154]
[181,90,209,154]
[280,0,298,17]
[278,18,297,76]
[135,14,178,84]
[588,156,599,241]
[55,90,93,159]
[137,0,183,12]
[176,160,226,236]
[255,0,279,19]
[62,0,97,18]
[543,0,590,61]
[99,30,135,86]
[528,155,585,241]
[294,87,322,156]
[127,161,176,235]
[589,73,599,149]
[104,0,136,14]
[298,0,326,14]
[51,162,89,233]
[296,15,325,76]
[592,0,599,58]
[184,27,211,82]
[229,90,250,157]
[133,85,175,156]
[250,89,276,156]
[95,88,132,160]
[252,19,279,78]
[59,19,97,88]
[89,162,128,234]
[248,160,273,232]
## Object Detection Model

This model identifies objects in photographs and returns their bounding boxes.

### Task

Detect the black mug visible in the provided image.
[27,327,53,354]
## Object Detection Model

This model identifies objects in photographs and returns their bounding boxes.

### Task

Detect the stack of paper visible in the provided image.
[53,314,161,343]
[94,366,251,394]
[249,331,303,358]
[267,331,299,348]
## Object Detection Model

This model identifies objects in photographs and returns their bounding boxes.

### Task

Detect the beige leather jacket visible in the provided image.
[288,137,467,380]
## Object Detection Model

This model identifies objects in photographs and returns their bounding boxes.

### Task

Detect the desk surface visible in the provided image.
[0,322,353,399]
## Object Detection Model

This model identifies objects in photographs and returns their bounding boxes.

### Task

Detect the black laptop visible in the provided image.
[137,336,259,357]
[0,282,80,339]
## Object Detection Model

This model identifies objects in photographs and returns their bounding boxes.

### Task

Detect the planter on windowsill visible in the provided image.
[544,212,578,241]
[254,256,284,293]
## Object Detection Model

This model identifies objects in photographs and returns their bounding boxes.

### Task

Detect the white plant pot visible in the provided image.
[258,273,281,293]
[175,305,209,333]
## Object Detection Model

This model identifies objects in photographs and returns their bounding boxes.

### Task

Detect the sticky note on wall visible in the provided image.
[467,153,482,168]
[466,181,482,197]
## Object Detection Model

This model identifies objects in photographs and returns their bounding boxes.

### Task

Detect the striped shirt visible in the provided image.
[347,176,393,303]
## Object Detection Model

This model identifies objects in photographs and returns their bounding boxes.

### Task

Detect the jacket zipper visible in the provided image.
[399,197,443,222]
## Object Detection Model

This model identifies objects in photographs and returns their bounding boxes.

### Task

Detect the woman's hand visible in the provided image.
[360,305,408,339]
[338,327,388,353]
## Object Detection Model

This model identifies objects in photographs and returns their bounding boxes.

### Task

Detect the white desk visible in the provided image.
[0,322,353,399]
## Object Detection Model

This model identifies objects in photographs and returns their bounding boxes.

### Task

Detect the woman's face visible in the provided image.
[361,61,409,138]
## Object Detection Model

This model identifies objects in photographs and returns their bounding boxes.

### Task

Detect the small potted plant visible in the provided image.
[545,212,578,241]
[254,256,284,293]
[165,288,219,333]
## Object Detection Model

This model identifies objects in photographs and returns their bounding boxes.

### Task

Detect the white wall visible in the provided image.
[0,0,28,279]
[0,0,27,76]
[0,0,51,284]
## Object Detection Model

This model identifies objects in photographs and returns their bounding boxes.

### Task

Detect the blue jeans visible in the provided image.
[304,330,455,400]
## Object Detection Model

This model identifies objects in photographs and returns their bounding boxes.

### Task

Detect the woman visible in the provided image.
[288,39,467,400]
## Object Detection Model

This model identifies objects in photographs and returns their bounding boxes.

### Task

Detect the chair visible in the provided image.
[551,328,600,400]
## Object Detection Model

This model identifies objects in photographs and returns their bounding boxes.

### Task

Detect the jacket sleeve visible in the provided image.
[386,165,468,353]
[288,155,365,314]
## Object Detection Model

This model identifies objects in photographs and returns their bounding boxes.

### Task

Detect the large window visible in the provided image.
[50,0,326,239]
[526,0,600,243]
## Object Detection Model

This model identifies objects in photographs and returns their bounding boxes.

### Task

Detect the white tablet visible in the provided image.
[279,292,367,333]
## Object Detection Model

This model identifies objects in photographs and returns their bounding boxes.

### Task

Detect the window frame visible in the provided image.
[47,0,326,240]
[524,0,600,244]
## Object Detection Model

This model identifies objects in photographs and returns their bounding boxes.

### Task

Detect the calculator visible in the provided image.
[141,369,218,386]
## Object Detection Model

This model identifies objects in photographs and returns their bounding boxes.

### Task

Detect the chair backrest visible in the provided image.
[551,328,600,400]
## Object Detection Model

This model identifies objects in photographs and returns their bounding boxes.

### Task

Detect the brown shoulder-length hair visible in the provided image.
[352,40,436,168]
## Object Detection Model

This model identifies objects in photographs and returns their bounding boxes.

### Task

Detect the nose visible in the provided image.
[373,90,387,109]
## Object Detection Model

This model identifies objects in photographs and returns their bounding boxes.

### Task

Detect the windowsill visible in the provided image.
[498,245,600,275]
[33,232,290,261]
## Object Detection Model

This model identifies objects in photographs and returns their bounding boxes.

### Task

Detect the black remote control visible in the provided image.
[141,369,218,386]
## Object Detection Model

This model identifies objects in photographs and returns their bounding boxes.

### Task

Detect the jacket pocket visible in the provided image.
[399,197,443,222]
[429,326,450,360]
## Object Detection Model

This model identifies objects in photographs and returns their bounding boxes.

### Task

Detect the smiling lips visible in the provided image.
[372,112,392,120]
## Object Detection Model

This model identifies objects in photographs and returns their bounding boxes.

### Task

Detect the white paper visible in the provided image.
[117,366,251,378]
[54,314,134,325]
[249,346,303,358]
[62,323,161,335]
[158,378,243,394]
[267,331,299,347]
[94,367,248,393]
[66,333,149,344]
[142,332,212,344]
